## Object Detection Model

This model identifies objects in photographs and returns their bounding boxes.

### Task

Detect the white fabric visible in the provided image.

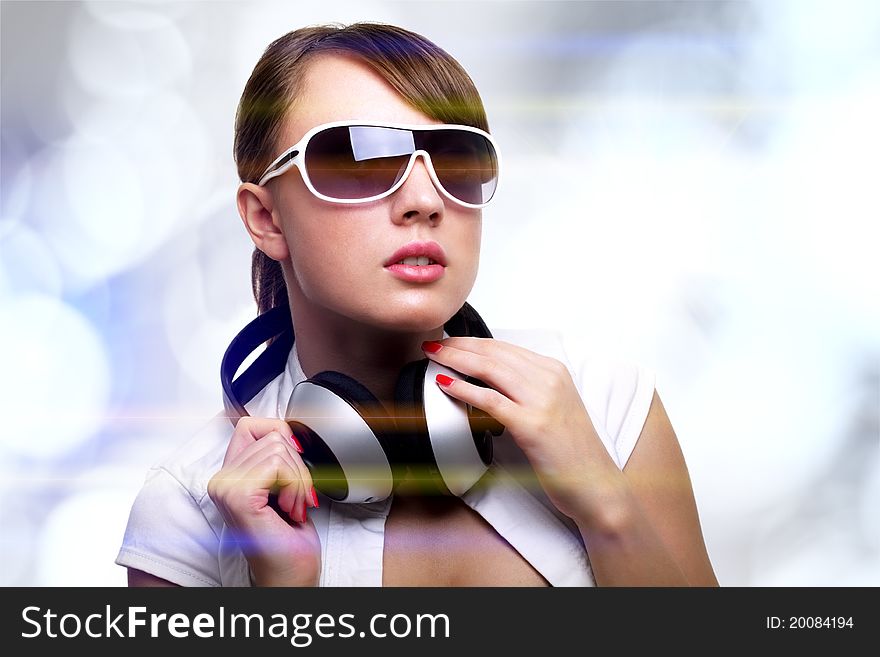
[116,327,656,587]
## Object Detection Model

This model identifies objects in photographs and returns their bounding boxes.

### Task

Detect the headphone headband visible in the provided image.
[220,302,492,423]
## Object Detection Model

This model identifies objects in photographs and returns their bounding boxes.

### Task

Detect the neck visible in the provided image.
[288,299,445,405]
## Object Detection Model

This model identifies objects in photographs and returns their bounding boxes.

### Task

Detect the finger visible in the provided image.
[229,431,301,473]
[281,434,314,510]
[288,446,315,508]
[231,433,313,519]
[428,336,555,372]
[224,416,294,466]
[263,432,314,506]
[423,342,531,403]
[241,454,300,500]
[255,448,307,524]
[215,453,300,522]
[277,476,306,523]
[276,477,304,521]
[433,373,519,429]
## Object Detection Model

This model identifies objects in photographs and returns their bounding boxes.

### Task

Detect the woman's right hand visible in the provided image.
[207,417,321,586]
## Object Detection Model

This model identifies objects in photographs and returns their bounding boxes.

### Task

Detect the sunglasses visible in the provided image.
[257,120,501,209]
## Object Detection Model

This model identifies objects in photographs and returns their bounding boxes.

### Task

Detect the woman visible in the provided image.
[117,23,718,587]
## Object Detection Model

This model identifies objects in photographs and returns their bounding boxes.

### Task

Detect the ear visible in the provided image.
[236,182,290,261]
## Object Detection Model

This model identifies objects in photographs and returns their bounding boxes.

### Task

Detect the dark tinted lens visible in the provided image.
[417,130,498,205]
[305,126,411,200]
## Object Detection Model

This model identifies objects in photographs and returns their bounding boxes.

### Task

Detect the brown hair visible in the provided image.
[234,22,490,315]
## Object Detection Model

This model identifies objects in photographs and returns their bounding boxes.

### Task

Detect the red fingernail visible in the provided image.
[422,340,443,353]
[290,433,304,453]
[436,374,454,386]
[309,487,320,508]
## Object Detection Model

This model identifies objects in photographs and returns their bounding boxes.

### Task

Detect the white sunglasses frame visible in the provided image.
[256,120,501,209]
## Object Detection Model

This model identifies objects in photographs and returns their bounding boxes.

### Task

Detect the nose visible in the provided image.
[389,153,444,226]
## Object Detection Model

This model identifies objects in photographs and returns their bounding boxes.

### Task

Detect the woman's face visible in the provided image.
[270,54,482,334]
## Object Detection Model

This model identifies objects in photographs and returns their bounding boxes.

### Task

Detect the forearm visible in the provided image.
[253,573,319,587]
[572,473,690,587]
[249,559,320,587]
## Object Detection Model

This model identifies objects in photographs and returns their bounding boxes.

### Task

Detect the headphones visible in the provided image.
[221,302,504,504]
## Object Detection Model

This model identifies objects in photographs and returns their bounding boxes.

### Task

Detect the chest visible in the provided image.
[381,494,550,587]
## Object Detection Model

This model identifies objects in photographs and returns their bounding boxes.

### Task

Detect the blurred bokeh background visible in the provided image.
[1,0,877,586]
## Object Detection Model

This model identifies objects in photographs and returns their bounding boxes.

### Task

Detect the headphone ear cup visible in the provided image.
[465,403,496,467]
[463,375,505,433]
[396,359,497,496]
[309,369,403,466]
[290,371,405,502]
[394,359,434,476]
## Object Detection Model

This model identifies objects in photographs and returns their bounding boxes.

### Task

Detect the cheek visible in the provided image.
[285,213,373,294]
[459,220,482,276]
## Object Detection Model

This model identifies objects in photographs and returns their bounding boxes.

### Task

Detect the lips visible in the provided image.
[383,240,448,267]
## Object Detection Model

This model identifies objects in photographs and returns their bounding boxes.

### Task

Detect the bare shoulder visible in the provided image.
[128,568,180,587]
[623,390,719,586]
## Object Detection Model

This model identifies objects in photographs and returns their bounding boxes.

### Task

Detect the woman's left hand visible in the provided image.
[422,338,623,522]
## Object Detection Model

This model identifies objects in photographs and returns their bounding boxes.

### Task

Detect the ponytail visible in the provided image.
[251,249,288,315]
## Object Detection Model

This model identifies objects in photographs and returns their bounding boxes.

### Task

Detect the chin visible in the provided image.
[370,299,462,334]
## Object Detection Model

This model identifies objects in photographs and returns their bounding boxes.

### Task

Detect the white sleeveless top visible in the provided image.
[115,328,655,587]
